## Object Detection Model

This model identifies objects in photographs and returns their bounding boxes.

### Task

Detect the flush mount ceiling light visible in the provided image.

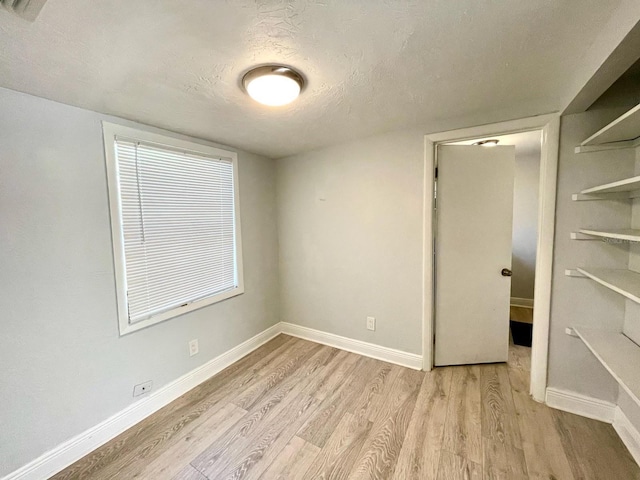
[242,65,304,107]
[472,139,500,147]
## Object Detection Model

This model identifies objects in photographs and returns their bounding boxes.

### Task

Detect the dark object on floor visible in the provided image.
[510,320,532,347]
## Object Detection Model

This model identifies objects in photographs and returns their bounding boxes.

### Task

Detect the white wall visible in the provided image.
[277,130,425,354]
[0,87,280,477]
[547,107,635,401]
[511,148,540,301]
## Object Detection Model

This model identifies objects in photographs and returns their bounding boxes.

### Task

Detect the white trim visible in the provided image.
[510,297,534,308]
[545,387,616,423]
[545,388,640,467]
[1,324,280,480]
[280,322,423,370]
[422,134,436,371]
[101,122,245,336]
[613,407,640,466]
[423,114,560,403]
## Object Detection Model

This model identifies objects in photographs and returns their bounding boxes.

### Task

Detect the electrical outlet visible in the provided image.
[189,339,199,356]
[366,316,376,331]
[133,380,153,397]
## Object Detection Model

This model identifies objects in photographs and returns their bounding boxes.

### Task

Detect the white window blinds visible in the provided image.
[114,137,238,324]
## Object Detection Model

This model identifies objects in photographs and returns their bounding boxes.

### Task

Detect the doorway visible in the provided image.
[434,132,541,370]
[422,115,560,402]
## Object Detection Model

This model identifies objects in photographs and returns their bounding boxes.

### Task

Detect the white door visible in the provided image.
[434,145,515,366]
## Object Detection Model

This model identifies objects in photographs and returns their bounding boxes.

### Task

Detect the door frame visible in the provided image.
[422,113,560,402]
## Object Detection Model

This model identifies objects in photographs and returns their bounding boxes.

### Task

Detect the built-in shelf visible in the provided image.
[570,85,640,421]
[565,269,586,277]
[573,327,640,408]
[580,103,640,148]
[581,175,640,195]
[572,192,635,201]
[570,232,599,241]
[575,140,640,154]
[578,228,640,242]
[576,267,640,304]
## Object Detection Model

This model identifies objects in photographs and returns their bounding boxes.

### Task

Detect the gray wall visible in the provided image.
[0,87,280,476]
[275,127,542,354]
[275,105,640,415]
[547,108,635,401]
[511,148,541,300]
[276,130,425,354]
[4,82,640,476]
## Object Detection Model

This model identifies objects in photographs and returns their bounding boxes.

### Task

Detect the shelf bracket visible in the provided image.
[565,327,579,337]
[565,269,586,277]
[572,192,632,201]
[570,232,600,241]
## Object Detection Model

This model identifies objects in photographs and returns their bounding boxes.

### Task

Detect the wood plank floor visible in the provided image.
[52,335,640,479]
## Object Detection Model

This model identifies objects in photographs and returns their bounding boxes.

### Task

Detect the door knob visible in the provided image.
[501,268,512,277]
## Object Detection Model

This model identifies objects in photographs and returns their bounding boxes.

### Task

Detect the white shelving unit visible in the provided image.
[571,103,640,410]
[578,228,640,242]
[581,175,640,194]
[574,327,640,407]
[571,176,640,201]
[582,104,640,146]
[576,268,640,304]
[575,103,640,153]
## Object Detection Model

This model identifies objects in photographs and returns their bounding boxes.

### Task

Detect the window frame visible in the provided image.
[102,122,244,335]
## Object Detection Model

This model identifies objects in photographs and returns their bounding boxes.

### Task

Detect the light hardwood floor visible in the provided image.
[53,335,640,479]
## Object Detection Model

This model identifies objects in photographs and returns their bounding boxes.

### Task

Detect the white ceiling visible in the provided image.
[0,1,632,158]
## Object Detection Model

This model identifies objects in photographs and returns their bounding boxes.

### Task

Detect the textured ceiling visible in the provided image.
[0,0,631,158]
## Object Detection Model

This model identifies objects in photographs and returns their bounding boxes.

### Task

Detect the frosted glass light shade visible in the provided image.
[243,66,304,107]
[473,139,500,147]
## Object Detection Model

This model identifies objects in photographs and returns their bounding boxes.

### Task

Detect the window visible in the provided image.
[103,123,244,335]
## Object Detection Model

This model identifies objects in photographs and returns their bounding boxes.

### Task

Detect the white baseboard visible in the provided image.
[614,407,640,466]
[280,322,423,370]
[545,388,640,467]
[545,387,616,423]
[11,320,639,480]
[8,322,638,478]
[4,322,423,480]
[2,323,282,480]
[510,297,534,308]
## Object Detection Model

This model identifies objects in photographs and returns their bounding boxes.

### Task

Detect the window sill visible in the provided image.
[118,286,244,336]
